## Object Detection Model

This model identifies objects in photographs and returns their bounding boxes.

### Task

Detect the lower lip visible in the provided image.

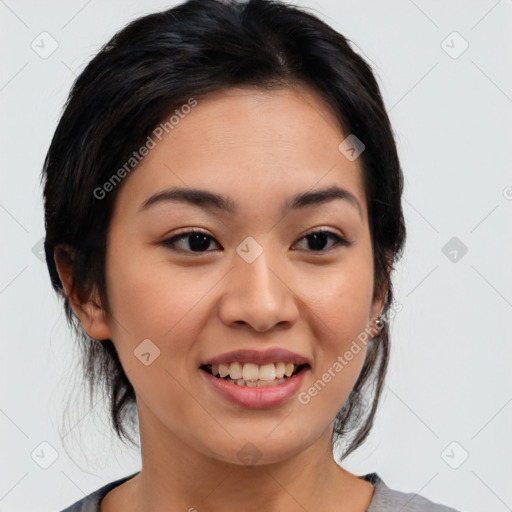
[200,367,309,409]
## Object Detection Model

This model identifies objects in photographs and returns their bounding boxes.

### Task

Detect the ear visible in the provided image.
[369,249,394,329]
[54,244,113,341]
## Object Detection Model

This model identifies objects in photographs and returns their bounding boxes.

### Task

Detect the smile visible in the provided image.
[201,361,309,387]
[200,361,311,408]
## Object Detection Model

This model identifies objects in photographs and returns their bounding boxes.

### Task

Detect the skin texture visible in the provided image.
[56,85,389,512]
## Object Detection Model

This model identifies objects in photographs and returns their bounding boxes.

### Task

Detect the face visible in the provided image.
[87,85,385,465]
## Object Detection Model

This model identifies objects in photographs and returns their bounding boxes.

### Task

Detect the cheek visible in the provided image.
[104,244,226,392]
[294,250,374,404]
[103,250,209,414]
[296,277,371,422]
[296,249,374,343]
[106,246,207,338]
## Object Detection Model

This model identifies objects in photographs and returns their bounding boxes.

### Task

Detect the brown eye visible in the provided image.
[160,230,221,253]
[293,230,352,252]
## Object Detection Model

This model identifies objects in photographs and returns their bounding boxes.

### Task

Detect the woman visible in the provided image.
[42,0,461,510]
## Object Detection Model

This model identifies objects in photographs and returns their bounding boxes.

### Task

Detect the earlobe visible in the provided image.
[370,296,386,333]
[54,244,113,341]
[77,295,113,341]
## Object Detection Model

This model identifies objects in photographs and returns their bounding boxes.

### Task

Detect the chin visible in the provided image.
[205,434,311,467]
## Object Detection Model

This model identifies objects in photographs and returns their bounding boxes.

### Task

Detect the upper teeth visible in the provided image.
[211,362,297,380]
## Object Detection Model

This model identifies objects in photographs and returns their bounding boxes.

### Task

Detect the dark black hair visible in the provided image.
[41,0,406,461]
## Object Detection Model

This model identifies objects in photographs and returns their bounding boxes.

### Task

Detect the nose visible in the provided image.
[218,244,299,333]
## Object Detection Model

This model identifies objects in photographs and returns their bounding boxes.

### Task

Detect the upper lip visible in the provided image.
[201,348,311,367]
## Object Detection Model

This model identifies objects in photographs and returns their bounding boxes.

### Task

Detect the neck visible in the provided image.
[105,401,374,512]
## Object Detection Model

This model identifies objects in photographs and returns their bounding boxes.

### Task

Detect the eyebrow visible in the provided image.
[139,184,362,219]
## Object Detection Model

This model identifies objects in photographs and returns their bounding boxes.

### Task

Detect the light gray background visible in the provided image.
[1,1,511,511]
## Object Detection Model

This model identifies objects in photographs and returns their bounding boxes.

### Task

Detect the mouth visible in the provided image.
[200,362,311,388]
[198,348,312,408]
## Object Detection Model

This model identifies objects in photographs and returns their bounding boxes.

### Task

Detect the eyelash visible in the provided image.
[160,228,353,254]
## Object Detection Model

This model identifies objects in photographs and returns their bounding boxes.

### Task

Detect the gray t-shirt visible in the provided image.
[58,472,462,511]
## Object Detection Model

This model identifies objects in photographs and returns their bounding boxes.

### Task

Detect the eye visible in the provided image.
[160,228,352,254]
[160,229,221,254]
[293,229,353,252]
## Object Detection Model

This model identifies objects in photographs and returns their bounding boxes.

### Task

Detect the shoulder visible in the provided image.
[57,472,139,512]
[364,473,463,512]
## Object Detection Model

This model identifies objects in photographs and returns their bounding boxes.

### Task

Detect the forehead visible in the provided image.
[112,85,367,222]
